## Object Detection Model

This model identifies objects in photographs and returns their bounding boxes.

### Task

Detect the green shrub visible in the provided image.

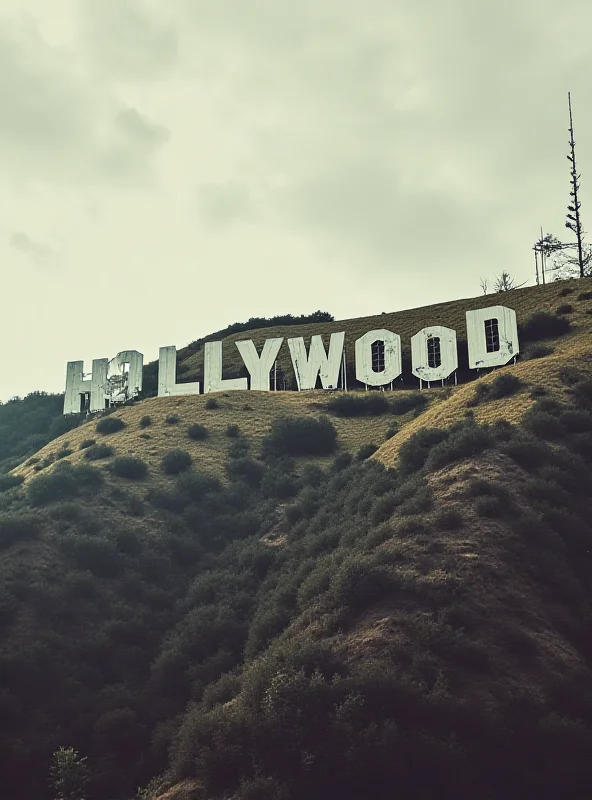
[504,436,551,471]
[139,415,151,428]
[96,416,125,434]
[559,410,592,433]
[523,410,565,440]
[425,423,493,472]
[524,477,571,508]
[147,487,189,513]
[331,452,353,472]
[27,464,103,505]
[262,416,338,457]
[0,514,40,549]
[161,449,192,475]
[260,467,299,498]
[227,457,265,488]
[526,344,553,360]
[555,303,573,315]
[0,474,24,493]
[558,365,584,386]
[84,443,114,461]
[139,433,151,440]
[475,495,507,518]
[577,290,592,300]
[356,443,378,461]
[389,392,428,416]
[177,471,222,500]
[530,386,547,399]
[470,373,522,406]
[398,428,449,475]
[571,379,592,410]
[187,423,208,441]
[61,534,122,577]
[205,398,219,410]
[434,509,463,530]
[56,448,73,459]
[228,439,250,459]
[79,439,96,450]
[384,425,398,440]
[110,457,148,479]
[325,392,390,417]
[165,415,180,425]
[226,424,240,438]
[559,286,574,296]
[519,311,571,341]
[489,373,522,400]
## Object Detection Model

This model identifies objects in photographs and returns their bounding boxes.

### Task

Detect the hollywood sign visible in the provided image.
[63,305,519,415]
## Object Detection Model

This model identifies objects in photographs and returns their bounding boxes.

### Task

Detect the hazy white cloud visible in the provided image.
[1,0,592,400]
[9,232,59,269]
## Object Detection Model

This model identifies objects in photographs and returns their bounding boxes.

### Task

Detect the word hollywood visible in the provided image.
[63,305,519,415]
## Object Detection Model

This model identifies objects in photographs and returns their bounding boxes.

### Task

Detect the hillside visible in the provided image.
[0,279,591,800]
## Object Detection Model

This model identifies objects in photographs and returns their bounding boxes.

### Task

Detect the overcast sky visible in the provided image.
[1,0,590,401]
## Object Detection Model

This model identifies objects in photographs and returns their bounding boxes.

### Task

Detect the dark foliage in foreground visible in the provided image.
[1,379,592,800]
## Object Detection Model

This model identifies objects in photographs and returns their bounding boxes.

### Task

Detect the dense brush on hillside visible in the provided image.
[0,281,592,800]
[0,374,590,798]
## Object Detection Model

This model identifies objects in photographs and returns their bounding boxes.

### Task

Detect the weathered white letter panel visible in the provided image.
[466,306,519,370]
[354,329,402,387]
[158,346,201,397]
[63,358,108,414]
[204,341,249,393]
[411,326,458,383]
[288,332,345,390]
[105,350,144,403]
[235,338,283,391]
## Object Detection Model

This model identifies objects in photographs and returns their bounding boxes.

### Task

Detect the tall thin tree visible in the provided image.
[565,91,586,277]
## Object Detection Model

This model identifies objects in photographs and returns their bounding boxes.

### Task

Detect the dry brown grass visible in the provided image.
[373,345,592,470]
[175,277,592,384]
[12,277,592,487]
[13,389,431,488]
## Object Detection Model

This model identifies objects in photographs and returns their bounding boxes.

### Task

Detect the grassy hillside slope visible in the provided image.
[169,277,592,388]
[0,279,591,800]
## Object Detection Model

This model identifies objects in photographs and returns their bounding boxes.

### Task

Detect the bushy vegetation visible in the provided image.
[519,310,571,341]
[0,513,41,549]
[526,344,553,359]
[139,416,152,428]
[356,443,378,461]
[324,392,390,417]
[187,423,208,441]
[95,416,125,434]
[2,368,592,800]
[389,392,428,416]
[110,457,148,480]
[165,415,180,425]
[205,398,219,410]
[161,449,192,475]
[84,443,114,461]
[0,392,80,473]
[261,416,338,457]
[0,473,24,493]
[27,463,103,506]
[226,424,240,438]
[467,372,522,407]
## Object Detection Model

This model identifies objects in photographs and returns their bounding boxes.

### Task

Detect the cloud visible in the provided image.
[9,231,59,268]
[0,11,170,190]
[75,0,178,81]
[196,181,256,228]
[178,0,592,284]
